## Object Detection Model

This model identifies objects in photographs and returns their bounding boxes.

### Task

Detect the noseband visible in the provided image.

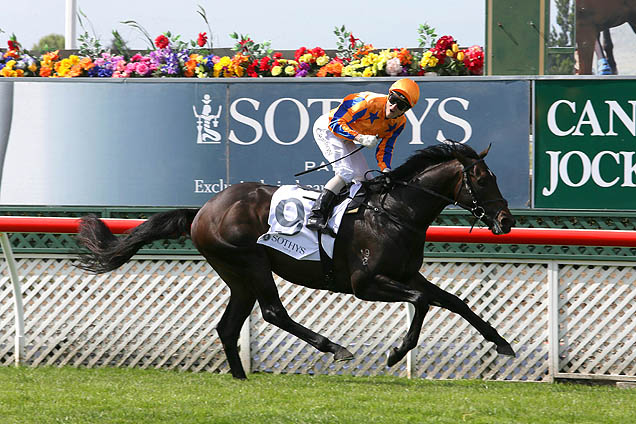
[456,159,508,224]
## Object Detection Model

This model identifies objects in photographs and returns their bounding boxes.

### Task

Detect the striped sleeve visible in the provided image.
[328,94,367,140]
[375,122,405,170]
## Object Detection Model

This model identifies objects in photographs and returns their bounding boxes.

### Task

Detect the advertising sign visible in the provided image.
[534,80,636,209]
[0,79,530,207]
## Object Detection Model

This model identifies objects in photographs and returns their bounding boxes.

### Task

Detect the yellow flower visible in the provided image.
[68,55,80,66]
[446,49,454,57]
[457,51,465,61]
[289,60,298,66]
[271,66,282,76]
[284,65,296,76]
[5,60,16,69]
[28,62,37,72]
[429,57,439,67]
[300,53,313,63]
[362,67,374,77]
[452,43,459,53]
[316,55,329,66]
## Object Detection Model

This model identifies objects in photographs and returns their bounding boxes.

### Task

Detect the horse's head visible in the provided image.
[451,145,515,235]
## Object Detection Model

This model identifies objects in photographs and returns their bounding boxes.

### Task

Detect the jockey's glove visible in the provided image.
[356,134,380,148]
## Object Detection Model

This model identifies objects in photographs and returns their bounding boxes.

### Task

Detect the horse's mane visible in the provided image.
[380,141,479,183]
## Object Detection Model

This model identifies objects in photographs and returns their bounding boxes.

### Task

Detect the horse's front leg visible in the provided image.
[351,273,430,367]
[412,273,515,357]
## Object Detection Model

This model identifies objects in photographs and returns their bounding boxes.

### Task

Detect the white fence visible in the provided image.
[1,254,635,382]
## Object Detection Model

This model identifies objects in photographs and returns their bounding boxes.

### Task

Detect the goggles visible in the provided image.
[388,91,411,111]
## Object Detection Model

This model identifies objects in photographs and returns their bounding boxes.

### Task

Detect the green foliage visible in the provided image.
[110,30,131,58]
[0,367,635,424]
[417,23,438,49]
[30,34,65,55]
[333,25,364,61]
[230,32,272,60]
[195,4,213,50]
[77,8,104,56]
[120,19,155,50]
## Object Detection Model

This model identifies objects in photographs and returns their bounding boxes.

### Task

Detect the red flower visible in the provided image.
[7,40,19,51]
[197,32,207,48]
[247,60,258,77]
[294,47,307,61]
[435,35,455,52]
[272,52,283,59]
[155,34,170,49]
[259,56,271,72]
[311,47,325,58]
[349,34,359,48]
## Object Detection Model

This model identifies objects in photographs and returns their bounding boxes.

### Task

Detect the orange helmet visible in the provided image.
[389,78,420,108]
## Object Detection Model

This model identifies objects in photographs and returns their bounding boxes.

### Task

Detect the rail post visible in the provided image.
[0,232,25,365]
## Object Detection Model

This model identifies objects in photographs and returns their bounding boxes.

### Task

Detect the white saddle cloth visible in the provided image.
[256,183,361,261]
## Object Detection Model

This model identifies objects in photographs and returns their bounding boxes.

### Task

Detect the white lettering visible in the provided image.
[307,99,341,116]
[560,151,591,186]
[572,100,605,136]
[620,152,636,187]
[264,98,309,145]
[229,98,262,145]
[542,151,561,196]
[605,100,636,136]
[547,100,576,136]
[591,151,620,187]
[435,97,472,143]
[405,98,438,144]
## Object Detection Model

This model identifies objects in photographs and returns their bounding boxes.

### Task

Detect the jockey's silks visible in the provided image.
[328,92,406,171]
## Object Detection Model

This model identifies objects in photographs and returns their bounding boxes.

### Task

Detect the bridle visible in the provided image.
[364,157,507,232]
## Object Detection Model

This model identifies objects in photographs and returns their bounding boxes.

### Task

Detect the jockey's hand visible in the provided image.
[382,168,391,173]
[356,134,380,148]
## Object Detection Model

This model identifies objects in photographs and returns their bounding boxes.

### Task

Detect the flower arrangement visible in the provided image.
[419,35,484,76]
[0,25,485,79]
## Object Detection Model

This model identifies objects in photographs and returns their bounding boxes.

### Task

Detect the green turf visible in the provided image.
[0,366,634,423]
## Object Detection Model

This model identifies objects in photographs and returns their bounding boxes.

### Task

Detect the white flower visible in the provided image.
[385,57,402,76]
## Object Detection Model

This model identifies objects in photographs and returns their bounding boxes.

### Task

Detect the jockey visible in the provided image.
[306,78,420,232]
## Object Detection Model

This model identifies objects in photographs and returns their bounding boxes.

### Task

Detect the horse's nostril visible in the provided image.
[501,216,515,229]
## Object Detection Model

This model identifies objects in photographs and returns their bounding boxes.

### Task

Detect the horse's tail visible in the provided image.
[75,209,199,274]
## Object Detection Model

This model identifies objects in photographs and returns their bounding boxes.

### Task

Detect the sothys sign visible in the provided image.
[534,80,636,210]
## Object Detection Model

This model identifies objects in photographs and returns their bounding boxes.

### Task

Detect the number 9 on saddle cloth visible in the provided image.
[257,183,362,261]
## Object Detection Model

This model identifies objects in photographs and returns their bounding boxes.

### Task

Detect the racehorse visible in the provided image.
[576,0,636,75]
[76,142,516,380]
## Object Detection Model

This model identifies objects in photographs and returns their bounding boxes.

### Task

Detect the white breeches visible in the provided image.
[312,114,369,183]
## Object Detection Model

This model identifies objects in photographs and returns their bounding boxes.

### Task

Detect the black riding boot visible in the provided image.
[306,189,336,231]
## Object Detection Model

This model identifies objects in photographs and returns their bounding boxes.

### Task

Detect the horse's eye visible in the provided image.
[477,176,488,187]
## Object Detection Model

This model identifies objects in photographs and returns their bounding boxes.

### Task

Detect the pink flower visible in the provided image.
[135,62,150,76]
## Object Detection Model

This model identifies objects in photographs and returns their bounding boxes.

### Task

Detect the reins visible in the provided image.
[361,158,507,233]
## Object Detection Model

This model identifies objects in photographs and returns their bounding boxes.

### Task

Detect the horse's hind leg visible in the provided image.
[413,273,515,357]
[216,288,256,380]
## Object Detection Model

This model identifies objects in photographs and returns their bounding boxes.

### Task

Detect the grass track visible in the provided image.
[0,366,634,423]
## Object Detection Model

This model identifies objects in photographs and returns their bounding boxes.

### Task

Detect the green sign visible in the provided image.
[534,80,636,210]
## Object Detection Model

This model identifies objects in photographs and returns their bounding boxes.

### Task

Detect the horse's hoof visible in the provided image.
[496,343,516,357]
[334,347,354,362]
[386,347,404,367]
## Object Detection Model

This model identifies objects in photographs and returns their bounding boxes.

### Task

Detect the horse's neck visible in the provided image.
[375,166,459,231]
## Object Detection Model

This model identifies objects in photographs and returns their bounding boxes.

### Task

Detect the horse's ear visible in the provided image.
[478,143,492,159]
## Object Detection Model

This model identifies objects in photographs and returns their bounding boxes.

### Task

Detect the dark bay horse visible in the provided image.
[576,0,636,74]
[76,142,516,379]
